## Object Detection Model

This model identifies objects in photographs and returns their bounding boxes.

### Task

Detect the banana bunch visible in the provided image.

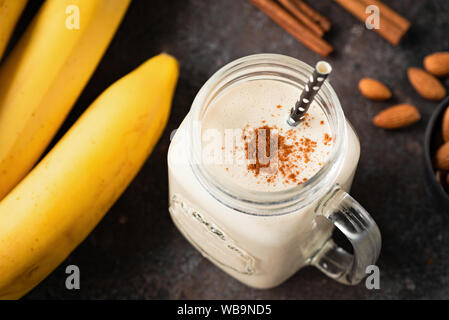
[0,0,130,199]
[0,1,179,299]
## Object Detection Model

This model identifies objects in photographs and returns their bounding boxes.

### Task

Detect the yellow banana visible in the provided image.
[0,0,131,200]
[0,53,179,299]
[0,0,27,60]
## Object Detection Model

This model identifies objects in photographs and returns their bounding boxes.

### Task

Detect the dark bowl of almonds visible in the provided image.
[425,95,449,205]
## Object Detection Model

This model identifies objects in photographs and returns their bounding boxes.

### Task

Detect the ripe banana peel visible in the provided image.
[0,53,179,299]
[0,0,131,200]
[0,0,27,60]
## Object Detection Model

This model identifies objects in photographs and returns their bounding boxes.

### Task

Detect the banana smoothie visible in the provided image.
[168,54,379,288]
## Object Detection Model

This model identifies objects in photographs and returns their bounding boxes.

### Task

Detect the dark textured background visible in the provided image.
[8,0,448,299]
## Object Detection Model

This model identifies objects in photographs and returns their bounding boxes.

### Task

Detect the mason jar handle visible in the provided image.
[311,184,381,285]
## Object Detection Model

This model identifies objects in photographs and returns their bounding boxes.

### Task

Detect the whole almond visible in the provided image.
[358,78,392,101]
[436,141,449,170]
[424,52,449,77]
[373,104,420,129]
[407,67,446,101]
[442,106,449,142]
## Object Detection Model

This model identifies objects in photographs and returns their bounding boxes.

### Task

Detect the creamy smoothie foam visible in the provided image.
[201,79,332,192]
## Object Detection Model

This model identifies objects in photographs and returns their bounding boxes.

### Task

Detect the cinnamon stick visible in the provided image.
[278,0,326,37]
[249,0,333,57]
[293,0,331,32]
[333,0,409,45]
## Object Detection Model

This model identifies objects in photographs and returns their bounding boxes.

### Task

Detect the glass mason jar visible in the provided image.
[168,54,381,289]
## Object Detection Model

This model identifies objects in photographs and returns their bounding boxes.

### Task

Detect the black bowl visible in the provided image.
[424,95,449,206]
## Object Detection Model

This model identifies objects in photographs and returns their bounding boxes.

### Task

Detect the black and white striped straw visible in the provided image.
[287,61,332,127]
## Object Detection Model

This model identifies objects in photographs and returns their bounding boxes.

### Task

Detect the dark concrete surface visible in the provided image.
[13,0,449,299]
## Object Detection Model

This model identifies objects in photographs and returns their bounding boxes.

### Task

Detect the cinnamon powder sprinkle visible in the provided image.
[244,124,329,185]
[323,133,332,145]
